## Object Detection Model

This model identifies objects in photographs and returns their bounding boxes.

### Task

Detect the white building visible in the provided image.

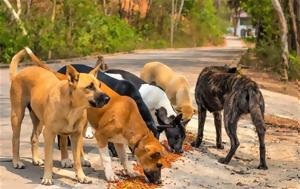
[229,11,256,38]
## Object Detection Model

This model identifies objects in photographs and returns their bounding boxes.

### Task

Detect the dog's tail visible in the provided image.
[24,47,66,80]
[24,47,52,71]
[9,49,27,80]
[248,87,265,128]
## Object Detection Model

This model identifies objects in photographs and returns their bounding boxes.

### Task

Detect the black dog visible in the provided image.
[192,66,268,169]
[106,69,187,153]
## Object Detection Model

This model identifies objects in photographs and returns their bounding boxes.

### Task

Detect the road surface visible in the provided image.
[0,36,299,189]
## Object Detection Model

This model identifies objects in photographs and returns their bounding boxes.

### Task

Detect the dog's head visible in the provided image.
[175,105,196,123]
[66,64,110,108]
[155,107,186,153]
[134,135,164,184]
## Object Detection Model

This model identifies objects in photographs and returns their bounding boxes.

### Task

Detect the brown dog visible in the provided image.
[26,51,165,184]
[10,48,110,185]
[140,61,196,122]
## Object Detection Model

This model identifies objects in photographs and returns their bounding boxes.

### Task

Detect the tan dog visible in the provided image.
[140,62,196,122]
[26,51,165,184]
[10,49,110,185]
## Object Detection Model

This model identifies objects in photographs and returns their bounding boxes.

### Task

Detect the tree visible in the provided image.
[2,0,28,35]
[288,0,300,55]
[227,0,241,36]
[271,0,289,80]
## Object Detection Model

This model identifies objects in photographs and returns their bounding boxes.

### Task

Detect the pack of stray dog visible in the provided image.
[8,48,267,187]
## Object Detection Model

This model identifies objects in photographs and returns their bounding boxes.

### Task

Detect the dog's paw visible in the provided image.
[61,158,73,168]
[84,127,94,139]
[216,144,224,149]
[33,158,44,166]
[191,141,201,148]
[257,164,268,170]
[81,157,91,167]
[13,161,25,169]
[41,178,53,185]
[126,169,137,178]
[77,176,92,184]
[105,169,119,182]
[218,157,229,164]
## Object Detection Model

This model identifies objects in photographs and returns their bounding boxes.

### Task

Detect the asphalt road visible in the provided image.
[0,36,299,189]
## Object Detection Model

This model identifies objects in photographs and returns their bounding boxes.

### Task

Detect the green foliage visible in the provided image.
[288,54,300,80]
[0,7,28,63]
[0,0,229,63]
[238,0,299,80]
[182,0,227,46]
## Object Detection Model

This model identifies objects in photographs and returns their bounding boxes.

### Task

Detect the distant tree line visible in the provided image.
[0,0,229,63]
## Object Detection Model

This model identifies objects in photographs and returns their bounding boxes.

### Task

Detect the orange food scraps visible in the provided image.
[107,131,196,189]
[108,176,157,189]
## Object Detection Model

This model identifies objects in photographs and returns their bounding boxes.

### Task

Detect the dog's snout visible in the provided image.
[89,92,110,108]
[173,148,183,154]
[102,94,110,104]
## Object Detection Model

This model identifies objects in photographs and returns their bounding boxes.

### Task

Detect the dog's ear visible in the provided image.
[89,63,101,77]
[157,124,173,133]
[182,119,190,126]
[172,113,183,124]
[66,65,79,88]
[155,107,170,125]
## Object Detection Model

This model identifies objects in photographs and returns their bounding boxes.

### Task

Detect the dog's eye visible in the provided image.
[85,83,94,90]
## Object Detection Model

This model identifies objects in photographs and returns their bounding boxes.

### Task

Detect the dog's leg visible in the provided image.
[80,147,91,167]
[250,106,268,170]
[191,106,206,148]
[218,107,240,164]
[71,132,91,184]
[41,129,55,185]
[114,143,136,177]
[11,100,26,169]
[29,111,44,166]
[60,135,73,168]
[213,111,224,149]
[98,145,119,181]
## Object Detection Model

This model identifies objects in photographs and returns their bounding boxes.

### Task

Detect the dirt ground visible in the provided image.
[0,36,299,189]
[241,68,300,99]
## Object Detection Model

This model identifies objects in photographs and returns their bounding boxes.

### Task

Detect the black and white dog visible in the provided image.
[192,66,268,169]
[105,69,187,153]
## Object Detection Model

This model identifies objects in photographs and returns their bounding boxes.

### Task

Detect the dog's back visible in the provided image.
[196,65,264,117]
[140,62,174,90]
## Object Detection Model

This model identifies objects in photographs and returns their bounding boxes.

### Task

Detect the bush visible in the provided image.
[289,54,300,80]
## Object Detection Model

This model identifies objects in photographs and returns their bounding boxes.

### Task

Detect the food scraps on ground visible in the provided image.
[107,131,196,189]
[265,115,300,131]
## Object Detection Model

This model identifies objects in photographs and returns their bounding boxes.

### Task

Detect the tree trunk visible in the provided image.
[296,0,300,51]
[170,0,175,47]
[176,0,184,25]
[2,0,28,36]
[214,0,221,11]
[48,0,57,59]
[289,0,300,55]
[25,0,32,18]
[233,8,239,36]
[16,0,21,16]
[103,0,107,15]
[271,0,289,81]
